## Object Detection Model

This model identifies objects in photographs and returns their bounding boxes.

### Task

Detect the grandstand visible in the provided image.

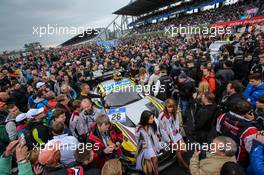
[60,29,101,47]
[114,0,263,32]
[60,0,264,47]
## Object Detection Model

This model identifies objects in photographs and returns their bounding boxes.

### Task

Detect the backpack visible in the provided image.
[23,122,49,150]
[157,75,174,101]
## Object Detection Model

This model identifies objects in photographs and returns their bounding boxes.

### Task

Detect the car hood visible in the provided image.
[125,97,155,125]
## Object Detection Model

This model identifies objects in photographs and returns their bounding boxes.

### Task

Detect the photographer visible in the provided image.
[88,114,123,169]
[190,136,237,175]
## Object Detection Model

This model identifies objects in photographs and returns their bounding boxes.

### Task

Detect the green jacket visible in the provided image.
[0,155,33,175]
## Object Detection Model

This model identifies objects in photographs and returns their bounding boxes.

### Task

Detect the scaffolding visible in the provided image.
[95,15,135,41]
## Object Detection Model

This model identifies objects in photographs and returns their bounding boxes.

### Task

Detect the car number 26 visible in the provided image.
[111,113,122,121]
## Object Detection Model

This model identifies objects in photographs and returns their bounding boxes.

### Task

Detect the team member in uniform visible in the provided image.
[158,99,188,170]
[136,110,160,175]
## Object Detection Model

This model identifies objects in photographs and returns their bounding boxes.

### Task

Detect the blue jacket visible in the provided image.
[247,141,264,175]
[244,82,264,109]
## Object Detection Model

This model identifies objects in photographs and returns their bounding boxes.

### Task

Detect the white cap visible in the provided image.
[154,66,160,71]
[16,113,27,122]
[36,82,45,89]
[26,107,44,119]
[130,58,136,63]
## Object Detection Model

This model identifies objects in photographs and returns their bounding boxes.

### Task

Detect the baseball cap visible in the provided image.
[36,82,45,89]
[16,113,27,122]
[26,107,44,119]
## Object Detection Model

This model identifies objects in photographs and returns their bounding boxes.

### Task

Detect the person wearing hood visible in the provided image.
[244,73,264,109]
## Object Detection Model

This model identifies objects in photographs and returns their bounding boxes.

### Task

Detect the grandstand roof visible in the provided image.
[113,0,180,16]
[60,30,99,47]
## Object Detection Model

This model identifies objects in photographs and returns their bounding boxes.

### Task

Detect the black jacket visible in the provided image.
[216,68,234,87]
[233,59,252,82]
[195,104,217,143]
[25,121,52,150]
[178,80,196,100]
[221,93,246,113]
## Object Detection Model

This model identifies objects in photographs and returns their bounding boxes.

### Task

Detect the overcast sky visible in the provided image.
[0,0,130,52]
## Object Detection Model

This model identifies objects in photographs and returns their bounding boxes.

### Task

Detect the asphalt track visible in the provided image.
[160,164,190,175]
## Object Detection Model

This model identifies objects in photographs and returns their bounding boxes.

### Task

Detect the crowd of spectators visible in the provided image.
[0,5,264,175]
[133,1,261,34]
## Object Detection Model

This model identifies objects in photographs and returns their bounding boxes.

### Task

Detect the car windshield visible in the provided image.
[105,88,141,108]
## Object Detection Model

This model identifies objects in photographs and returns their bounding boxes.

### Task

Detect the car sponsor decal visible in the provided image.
[103,79,133,93]
[98,84,105,93]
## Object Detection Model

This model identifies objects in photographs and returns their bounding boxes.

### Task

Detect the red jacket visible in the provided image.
[88,124,123,168]
[202,72,216,93]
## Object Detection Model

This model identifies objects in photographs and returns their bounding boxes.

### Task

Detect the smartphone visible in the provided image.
[18,133,26,145]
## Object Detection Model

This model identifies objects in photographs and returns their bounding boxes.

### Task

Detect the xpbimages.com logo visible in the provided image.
[33,142,100,153]
[164,24,232,37]
[162,142,233,154]
[32,24,99,37]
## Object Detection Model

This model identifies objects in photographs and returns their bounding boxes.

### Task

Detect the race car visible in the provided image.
[92,77,176,172]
